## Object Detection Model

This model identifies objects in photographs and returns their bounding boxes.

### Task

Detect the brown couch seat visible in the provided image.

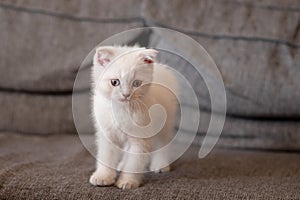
[1,132,299,199]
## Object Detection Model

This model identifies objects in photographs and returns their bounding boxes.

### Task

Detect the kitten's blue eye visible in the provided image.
[111,79,120,87]
[133,80,142,87]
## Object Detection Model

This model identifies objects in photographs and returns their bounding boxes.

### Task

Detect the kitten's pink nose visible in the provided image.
[122,93,130,98]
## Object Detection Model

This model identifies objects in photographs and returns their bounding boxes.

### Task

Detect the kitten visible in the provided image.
[89,45,178,189]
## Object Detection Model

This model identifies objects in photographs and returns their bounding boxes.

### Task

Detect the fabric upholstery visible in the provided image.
[0,1,300,148]
[1,132,300,199]
[0,0,144,134]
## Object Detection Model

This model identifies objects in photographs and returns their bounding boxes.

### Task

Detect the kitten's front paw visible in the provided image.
[115,174,141,190]
[154,165,171,173]
[89,170,116,186]
[115,179,140,190]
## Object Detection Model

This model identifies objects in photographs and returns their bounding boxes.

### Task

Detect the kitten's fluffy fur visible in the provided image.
[89,45,178,189]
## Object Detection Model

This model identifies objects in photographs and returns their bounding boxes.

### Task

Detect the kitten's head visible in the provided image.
[92,46,157,102]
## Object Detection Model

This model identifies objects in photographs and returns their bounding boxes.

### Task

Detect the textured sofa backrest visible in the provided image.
[0,0,299,150]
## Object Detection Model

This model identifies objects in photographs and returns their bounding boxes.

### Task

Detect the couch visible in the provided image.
[1,0,300,199]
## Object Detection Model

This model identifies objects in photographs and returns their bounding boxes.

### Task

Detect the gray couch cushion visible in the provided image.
[0,0,143,91]
[144,0,300,117]
[142,0,300,151]
[0,1,144,134]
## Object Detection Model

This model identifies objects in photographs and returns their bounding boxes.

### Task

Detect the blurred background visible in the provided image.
[1,0,299,151]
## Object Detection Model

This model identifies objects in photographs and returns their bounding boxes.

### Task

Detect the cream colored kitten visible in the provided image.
[89,45,178,189]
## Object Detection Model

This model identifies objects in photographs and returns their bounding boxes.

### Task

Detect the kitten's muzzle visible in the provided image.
[122,93,130,98]
[119,93,131,101]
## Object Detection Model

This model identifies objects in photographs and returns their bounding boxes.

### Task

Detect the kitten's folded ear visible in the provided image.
[93,46,116,67]
[140,49,158,64]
